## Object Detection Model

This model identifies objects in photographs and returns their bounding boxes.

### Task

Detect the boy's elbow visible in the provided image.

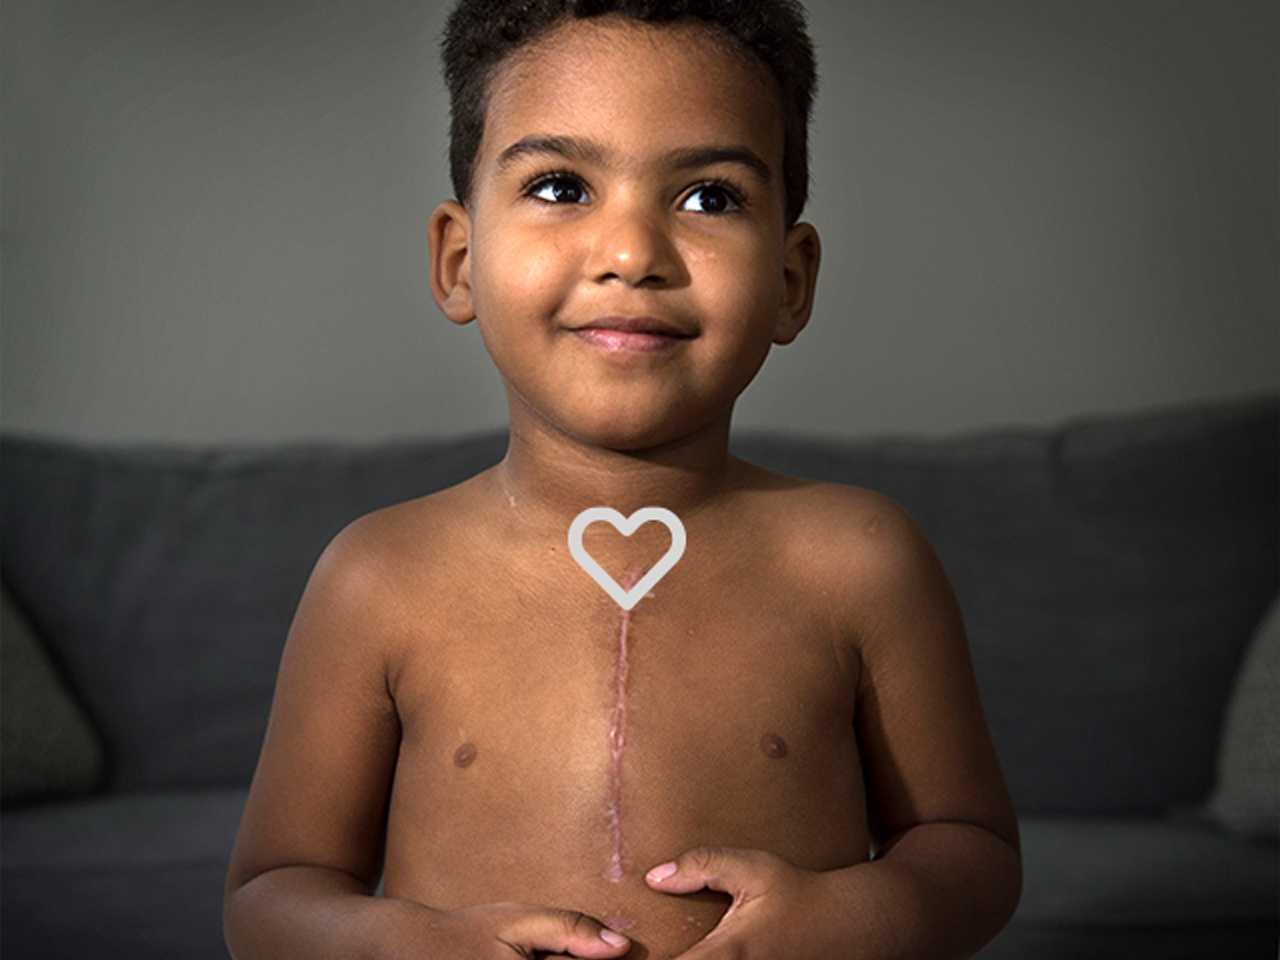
[993,838,1023,929]
[979,816,1023,923]
[960,837,1021,960]
[963,827,1023,938]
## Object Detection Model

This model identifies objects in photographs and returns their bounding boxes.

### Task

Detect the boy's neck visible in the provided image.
[489,406,741,538]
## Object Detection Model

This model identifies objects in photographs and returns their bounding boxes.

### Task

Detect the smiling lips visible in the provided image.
[579,314,695,337]
[572,328,689,352]
[572,315,694,353]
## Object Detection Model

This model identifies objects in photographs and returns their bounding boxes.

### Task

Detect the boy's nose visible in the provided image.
[588,215,678,287]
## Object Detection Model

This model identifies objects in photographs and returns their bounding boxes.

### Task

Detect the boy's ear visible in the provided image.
[428,200,476,326]
[772,221,821,346]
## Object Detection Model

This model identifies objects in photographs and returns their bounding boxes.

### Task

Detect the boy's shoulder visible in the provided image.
[752,467,916,569]
[804,478,939,589]
[729,463,921,614]
[318,479,477,611]
[343,474,478,555]
[760,471,937,638]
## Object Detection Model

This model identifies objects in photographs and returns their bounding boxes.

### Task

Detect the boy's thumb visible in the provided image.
[505,906,630,956]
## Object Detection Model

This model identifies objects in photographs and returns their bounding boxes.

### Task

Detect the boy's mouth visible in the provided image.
[569,314,696,353]
[575,315,696,338]
[572,328,690,353]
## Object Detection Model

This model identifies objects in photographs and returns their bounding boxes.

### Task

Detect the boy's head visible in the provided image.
[429,1,822,453]
[441,0,819,230]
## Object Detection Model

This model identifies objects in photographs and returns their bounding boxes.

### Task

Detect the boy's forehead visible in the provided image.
[480,18,782,178]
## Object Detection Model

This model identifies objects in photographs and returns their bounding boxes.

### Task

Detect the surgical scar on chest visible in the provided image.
[447,564,791,888]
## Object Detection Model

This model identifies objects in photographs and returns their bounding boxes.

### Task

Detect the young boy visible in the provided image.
[224,2,1022,958]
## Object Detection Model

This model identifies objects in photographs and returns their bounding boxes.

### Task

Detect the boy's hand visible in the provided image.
[381,897,632,959]
[644,846,832,959]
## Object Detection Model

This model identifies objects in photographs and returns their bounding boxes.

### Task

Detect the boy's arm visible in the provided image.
[815,489,1022,960]
[223,516,406,957]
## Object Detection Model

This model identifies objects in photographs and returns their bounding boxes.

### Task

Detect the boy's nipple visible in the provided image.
[760,732,789,759]
[453,741,477,767]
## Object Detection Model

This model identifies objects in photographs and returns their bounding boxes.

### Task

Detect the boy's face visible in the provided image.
[430,16,820,451]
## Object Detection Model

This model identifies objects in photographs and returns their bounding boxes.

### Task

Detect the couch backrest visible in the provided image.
[0,432,507,793]
[2,393,1276,814]
[733,393,1278,814]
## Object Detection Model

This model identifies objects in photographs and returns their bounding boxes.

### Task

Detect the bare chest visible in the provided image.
[379,495,869,945]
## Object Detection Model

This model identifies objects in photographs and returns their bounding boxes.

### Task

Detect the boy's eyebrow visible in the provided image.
[494,133,773,186]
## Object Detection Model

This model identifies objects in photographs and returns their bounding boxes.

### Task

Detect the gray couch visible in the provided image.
[3,393,1277,958]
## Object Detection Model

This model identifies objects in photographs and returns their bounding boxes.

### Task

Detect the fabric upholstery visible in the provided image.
[1,581,107,804]
[1201,592,1280,839]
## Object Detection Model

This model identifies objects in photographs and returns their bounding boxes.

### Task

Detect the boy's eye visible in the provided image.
[522,171,746,215]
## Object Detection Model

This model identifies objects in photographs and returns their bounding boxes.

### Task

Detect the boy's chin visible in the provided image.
[554,406,705,453]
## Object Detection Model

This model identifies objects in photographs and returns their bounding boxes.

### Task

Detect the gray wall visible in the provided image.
[3,0,1277,445]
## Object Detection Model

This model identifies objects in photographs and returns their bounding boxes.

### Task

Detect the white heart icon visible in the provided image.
[568,506,687,611]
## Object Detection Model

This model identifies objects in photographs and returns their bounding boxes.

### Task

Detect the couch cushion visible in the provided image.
[0,431,507,792]
[1,788,247,959]
[1,580,107,805]
[1013,815,1277,926]
[1200,592,1280,839]
[734,393,1279,813]
[1,787,245,869]
[975,816,1279,958]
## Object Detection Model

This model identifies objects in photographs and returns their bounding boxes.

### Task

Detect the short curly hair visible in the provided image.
[439,0,819,228]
